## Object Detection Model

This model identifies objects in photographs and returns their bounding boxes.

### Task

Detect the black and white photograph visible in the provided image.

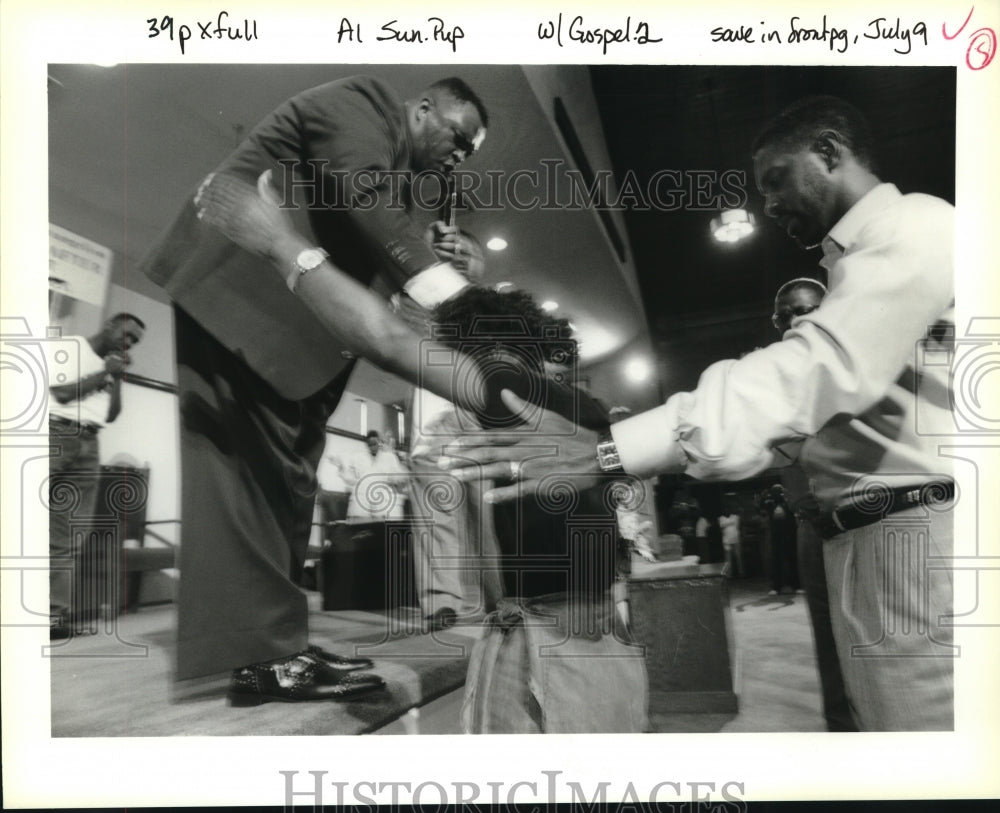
[2,1,999,809]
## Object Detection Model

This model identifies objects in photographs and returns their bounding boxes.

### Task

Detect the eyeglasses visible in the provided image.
[772,303,819,330]
[431,106,479,159]
[451,127,478,158]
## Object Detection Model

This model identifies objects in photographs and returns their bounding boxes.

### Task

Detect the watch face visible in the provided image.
[297,249,325,270]
[597,441,622,471]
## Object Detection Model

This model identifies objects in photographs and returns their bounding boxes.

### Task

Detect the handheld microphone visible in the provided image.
[441,173,457,227]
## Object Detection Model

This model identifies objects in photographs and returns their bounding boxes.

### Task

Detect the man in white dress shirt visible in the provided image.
[341,430,409,522]
[449,96,955,731]
[48,313,145,639]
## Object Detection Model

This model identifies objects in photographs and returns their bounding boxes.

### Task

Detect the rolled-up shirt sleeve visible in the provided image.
[612,191,954,482]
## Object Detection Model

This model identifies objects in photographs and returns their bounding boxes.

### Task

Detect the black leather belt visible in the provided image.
[49,414,101,435]
[813,481,955,539]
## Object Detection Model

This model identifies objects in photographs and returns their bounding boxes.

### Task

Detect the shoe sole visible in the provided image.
[226,683,386,707]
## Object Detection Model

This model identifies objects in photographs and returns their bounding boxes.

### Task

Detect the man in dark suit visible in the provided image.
[139,75,488,705]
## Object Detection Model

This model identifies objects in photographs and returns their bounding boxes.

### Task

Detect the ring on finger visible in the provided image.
[509,460,521,481]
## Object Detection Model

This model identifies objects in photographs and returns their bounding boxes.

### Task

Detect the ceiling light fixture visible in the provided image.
[625,357,652,383]
[575,325,619,361]
[711,209,755,243]
[486,237,508,251]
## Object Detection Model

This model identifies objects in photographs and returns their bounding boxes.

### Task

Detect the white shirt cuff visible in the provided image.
[610,400,688,478]
[404,263,472,309]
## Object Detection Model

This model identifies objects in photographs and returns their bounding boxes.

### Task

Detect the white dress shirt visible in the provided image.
[611,184,955,512]
[48,337,111,427]
[343,447,409,520]
[718,514,740,547]
[316,449,349,493]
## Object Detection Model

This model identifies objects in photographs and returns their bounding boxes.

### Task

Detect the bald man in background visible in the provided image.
[772,277,857,731]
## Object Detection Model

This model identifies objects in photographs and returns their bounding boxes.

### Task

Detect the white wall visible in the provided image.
[99,382,180,542]
[328,386,402,443]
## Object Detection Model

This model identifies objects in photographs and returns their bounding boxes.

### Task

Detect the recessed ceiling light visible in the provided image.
[541,300,559,312]
[711,209,755,243]
[625,357,652,383]
[486,237,508,251]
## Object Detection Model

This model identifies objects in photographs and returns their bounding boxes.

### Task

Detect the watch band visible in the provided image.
[287,248,329,293]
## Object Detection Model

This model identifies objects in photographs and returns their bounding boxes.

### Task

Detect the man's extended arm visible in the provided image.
[50,369,108,405]
[611,197,953,481]
[194,172,486,412]
[105,372,123,424]
[445,197,954,501]
[49,352,125,407]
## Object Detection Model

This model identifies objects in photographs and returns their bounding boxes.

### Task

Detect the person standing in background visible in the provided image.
[48,313,145,640]
[342,430,410,522]
[717,505,742,579]
[315,441,352,535]
[763,484,801,596]
[404,231,502,631]
[772,277,858,731]
[694,513,711,564]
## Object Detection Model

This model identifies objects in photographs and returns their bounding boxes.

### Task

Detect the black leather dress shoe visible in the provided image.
[227,651,385,706]
[424,606,457,632]
[306,644,374,672]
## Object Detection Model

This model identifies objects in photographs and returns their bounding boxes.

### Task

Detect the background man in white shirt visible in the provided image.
[450,95,955,731]
[48,313,145,640]
[316,443,352,533]
[341,430,409,521]
[717,508,741,579]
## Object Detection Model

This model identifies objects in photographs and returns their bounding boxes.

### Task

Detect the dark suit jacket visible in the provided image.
[139,76,440,400]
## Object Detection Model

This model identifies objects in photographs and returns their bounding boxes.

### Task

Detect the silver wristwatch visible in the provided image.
[596,430,624,473]
[287,247,328,292]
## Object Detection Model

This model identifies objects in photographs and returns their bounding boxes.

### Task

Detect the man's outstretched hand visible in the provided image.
[441,389,603,503]
[194,170,296,259]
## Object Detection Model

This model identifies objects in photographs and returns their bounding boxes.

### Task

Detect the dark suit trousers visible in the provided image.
[174,306,350,679]
[797,518,858,731]
[49,423,102,621]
